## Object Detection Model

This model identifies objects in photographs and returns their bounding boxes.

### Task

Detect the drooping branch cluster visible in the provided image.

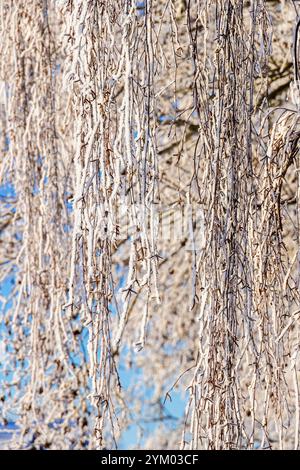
[0,0,300,450]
